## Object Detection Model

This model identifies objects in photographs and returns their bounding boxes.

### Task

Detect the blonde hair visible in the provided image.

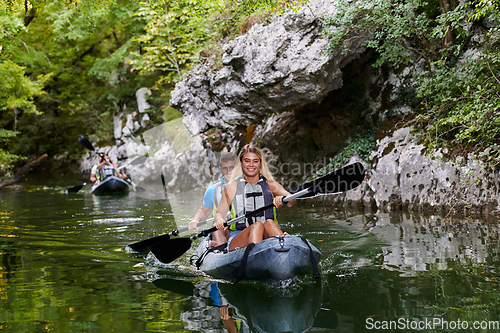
[230,144,275,182]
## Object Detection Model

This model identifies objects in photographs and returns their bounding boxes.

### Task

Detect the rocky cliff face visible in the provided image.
[170,0,362,136]
[315,127,500,216]
[81,0,500,215]
[169,0,394,188]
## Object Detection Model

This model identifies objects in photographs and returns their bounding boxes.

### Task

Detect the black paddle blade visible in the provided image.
[64,183,86,194]
[127,233,171,252]
[150,237,193,264]
[153,278,195,296]
[291,162,365,198]
[78,135,95,151]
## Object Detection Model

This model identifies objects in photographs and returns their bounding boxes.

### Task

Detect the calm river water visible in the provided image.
[1,176,500,332]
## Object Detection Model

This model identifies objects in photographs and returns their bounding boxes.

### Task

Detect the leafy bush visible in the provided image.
[324,0,500,165]
[416,47,500,147]
[315,129,376,177]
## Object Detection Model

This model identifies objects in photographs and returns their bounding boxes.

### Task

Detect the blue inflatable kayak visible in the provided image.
[90,176,129,196]
[192,235,321,282]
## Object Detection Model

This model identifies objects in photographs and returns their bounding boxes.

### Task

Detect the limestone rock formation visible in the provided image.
[170,0,367,136]
[313,127,500,215]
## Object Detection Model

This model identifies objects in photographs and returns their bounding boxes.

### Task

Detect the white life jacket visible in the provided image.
[229,176,276,231]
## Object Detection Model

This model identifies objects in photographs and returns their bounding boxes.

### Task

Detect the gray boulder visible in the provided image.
[312,127,500,215]
[170,0,367,135]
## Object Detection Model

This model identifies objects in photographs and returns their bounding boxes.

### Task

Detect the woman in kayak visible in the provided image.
[214,144,296,251]
[90,153,126,185]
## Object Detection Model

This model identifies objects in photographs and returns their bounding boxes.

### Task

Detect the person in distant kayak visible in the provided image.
[90,153,126,185]
[188,152,237,247]
[213,144,296,251]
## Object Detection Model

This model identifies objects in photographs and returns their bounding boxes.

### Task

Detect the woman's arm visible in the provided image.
[115,169,126,179]
[268,180,296,207]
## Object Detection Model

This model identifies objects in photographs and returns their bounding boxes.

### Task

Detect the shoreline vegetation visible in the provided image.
[1,1,500,209]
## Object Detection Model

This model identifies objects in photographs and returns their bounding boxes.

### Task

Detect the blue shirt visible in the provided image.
[209,282,221,306]
[202,178,226,209]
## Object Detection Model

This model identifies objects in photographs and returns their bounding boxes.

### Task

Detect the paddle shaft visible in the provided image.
[125,217,216,252]
[171,218,215,237]
[118,155,147,170]
[127,212,231,252]
[189,187,312,241]
[65,182,88,193]
[118,164,130,170]
[132,162,364,252]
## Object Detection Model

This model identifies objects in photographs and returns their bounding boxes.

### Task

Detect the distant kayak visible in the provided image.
[193,235,321,282]
[90,176,129,196]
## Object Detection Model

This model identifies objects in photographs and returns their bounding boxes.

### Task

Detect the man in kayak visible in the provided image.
[90,153,126,185]
[213,144,296,251]
[188,152,237,247]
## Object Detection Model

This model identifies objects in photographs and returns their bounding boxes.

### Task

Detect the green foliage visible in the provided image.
[0,59,47,175]
[324,0,471,68]
[150,0,308,17]
[325,0,500,165]
[0,1,51,177]
[1,0,160,162]
[469,0,500,21]
[0,0,310,177]
[126,0,304,84]
[416,47,500,162]
[413,8,500,162]
[315,129,376,177]
[127,3,214,85]
[0,129,24,178]
[0,59,48,116]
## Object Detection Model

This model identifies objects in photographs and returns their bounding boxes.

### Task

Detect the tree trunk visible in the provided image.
[24,0,37,27]
[440,0,454,47]
[0,154,48,189]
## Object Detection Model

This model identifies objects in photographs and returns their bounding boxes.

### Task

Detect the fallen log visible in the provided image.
[0,153,48,189]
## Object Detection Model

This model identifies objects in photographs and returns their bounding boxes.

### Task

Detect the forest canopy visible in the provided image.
[0,0,306,178]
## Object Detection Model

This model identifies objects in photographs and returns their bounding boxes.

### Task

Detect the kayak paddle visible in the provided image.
[64,182,87,194]
[125,173,226,252]
[63,136,99,193]
[78,135,96,152]
[148,162,365,264]
[127,161,364,253]
[126,217,215,252]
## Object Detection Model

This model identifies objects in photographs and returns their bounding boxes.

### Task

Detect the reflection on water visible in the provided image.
[322,212,500,273]
[314,212,500,331]
[1,178,500,332]
[153,277,327,333]
[371,213,500,273]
